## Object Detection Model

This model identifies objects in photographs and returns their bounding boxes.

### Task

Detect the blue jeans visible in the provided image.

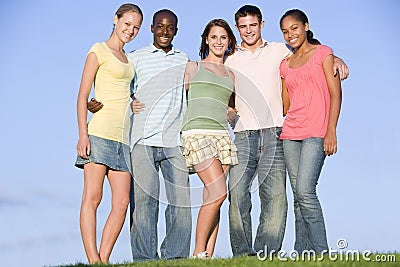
[130,144,191,261]
[228,128,287,256]
[283,138,328,253]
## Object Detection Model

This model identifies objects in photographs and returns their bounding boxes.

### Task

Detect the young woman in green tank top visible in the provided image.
[182,19,238,259]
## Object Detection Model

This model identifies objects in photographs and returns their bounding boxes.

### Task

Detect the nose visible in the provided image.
[246,25,251,33]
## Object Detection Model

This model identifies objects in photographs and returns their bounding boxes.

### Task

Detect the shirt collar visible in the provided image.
[147,43,180,55]
[236,39,269,51]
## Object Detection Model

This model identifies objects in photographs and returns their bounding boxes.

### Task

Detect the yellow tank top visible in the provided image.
[87,42,134,144]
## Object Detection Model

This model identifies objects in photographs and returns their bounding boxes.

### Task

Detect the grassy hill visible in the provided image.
[59,253,399,267]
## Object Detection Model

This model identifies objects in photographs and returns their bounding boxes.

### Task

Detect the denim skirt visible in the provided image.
[75,135,131,173]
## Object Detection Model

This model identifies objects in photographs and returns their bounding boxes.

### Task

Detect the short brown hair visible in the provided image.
[234,5,262,24]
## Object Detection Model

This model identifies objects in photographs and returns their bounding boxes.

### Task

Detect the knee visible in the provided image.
[82,192,102,209]
[112,196,130,214]
[134,186,157,203]
[207,192,227,208]
[296,189,316,204]
[217,192,227,206]
[228,184,245,202]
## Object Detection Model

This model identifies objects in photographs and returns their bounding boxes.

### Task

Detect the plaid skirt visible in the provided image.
[182,132,238,168]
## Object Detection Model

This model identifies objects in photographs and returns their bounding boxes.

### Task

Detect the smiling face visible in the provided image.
[151,11,177,53]
[235,14,264,49]
[206,26,229,58]
[280,15,309,49]
[114,11,142,44]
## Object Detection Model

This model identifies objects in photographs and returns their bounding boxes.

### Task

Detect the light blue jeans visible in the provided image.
[283,138,328,253]
[130,144,191,261]
[228,128,288,256]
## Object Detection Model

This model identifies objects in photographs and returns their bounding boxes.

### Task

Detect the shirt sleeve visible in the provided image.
[128,51,138,95]
[318,45,333,63]
[280,59,287,79]
[88,43,104,65]
[130,73,137,96]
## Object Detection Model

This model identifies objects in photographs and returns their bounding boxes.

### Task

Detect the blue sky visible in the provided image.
[0,0,399,266]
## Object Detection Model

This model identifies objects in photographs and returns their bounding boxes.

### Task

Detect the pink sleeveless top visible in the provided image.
[280,45,333,140]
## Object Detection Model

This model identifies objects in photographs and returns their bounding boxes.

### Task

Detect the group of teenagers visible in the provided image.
[75,3,348,264]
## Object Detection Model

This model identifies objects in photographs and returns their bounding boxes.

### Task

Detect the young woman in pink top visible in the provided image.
[279,9,342,254]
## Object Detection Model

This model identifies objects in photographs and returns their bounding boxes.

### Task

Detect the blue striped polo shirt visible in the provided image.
[128,44,189,148]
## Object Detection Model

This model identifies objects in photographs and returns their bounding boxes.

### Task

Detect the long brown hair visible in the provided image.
[199,19,236,60]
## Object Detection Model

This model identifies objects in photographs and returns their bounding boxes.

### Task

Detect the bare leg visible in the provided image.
[204,210,220,257]
[80,163,107,264]
[205,165,229,256]
[193,158,228,257]
[99,169,131,263]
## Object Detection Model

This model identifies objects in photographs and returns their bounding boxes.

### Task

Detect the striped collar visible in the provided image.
[146,44,181,55]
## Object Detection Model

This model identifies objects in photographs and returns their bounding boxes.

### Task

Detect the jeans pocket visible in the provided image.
[234,131,249,140]
[271,127,282,139]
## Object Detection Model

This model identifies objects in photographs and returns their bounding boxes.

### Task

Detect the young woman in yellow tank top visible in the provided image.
[182,19,237,259]
[75,4,142,264]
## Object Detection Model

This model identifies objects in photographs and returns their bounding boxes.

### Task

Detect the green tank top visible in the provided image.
[182,62,234,131]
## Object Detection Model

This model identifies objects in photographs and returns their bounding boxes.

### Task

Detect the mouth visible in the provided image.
[159,36,170,42]
[213,45,225,51]
[288,38,298,44]
[123,32,133,39]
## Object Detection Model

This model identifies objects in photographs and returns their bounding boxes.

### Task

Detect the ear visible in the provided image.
[234,24,239,32]
[151,24,154,33]
[205,37,208,45]
[260,20,265,29]
[113,15,118,26]
[174,27,178,36]
[305,22,309,31]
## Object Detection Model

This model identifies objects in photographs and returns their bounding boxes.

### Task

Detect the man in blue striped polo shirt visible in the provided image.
[128,9,191,261]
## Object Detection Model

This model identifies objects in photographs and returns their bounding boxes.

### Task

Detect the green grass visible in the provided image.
[56,253,400,267]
